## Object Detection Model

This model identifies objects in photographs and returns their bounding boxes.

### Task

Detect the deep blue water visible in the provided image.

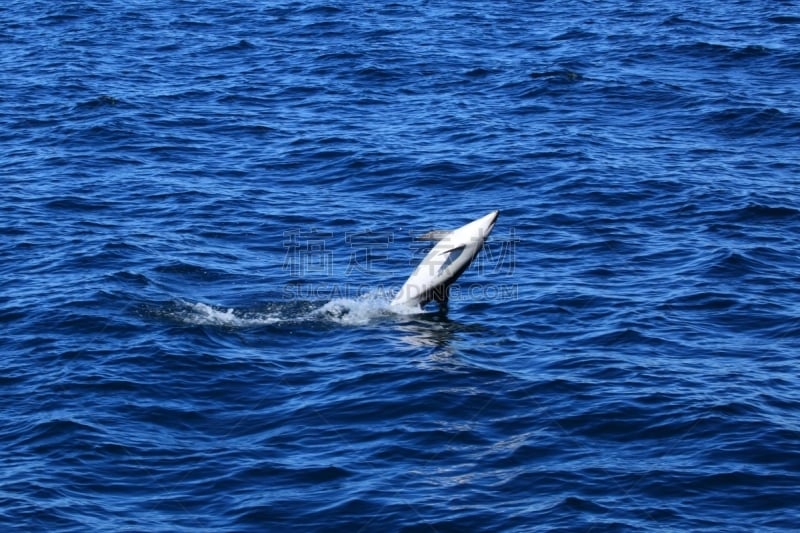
[3,1,800,530]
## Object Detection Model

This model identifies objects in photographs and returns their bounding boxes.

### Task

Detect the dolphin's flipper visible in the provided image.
[437,245,465,274]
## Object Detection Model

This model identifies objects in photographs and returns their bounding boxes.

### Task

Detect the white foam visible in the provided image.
[387,299,425,316]
[168,289,426,328]
[314,290,399,326]
[175,301,282,327]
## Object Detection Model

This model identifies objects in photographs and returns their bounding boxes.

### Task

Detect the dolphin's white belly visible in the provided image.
[391,210,499,309]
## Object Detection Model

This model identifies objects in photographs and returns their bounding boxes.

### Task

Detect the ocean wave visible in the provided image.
[3,0,800,530]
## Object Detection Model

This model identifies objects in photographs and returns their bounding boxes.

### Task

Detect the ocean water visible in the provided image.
[2,1,800,531]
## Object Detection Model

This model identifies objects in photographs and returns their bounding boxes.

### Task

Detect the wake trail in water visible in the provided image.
[167,289,423,328]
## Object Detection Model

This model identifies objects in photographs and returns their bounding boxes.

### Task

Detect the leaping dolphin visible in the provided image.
[391,210,499,309]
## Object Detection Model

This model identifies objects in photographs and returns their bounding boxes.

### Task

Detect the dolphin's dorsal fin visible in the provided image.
[416,229,452,242]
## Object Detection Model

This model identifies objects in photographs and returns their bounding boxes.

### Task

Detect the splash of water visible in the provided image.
[168,289,425,328]
[175,301,283,327]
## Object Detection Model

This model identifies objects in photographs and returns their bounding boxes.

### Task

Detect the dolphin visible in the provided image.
[391,210,499,309]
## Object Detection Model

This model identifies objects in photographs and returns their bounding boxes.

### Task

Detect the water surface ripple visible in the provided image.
[2,1,800,531]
